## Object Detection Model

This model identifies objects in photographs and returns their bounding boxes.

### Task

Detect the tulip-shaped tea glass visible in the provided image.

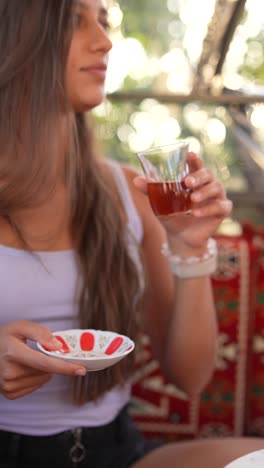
[137,141,192,216]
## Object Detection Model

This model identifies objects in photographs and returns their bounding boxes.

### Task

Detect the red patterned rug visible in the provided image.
[243,224,264,436]
[130,235,252,441]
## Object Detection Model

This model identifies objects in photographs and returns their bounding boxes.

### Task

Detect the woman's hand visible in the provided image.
[0,321,86,400]
[134,152,232,253]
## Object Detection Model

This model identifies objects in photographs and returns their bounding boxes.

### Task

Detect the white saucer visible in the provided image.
[225,450,264,467]
[37,329,135,371]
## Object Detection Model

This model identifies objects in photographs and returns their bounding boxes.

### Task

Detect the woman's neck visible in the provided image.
[0,182,73,251]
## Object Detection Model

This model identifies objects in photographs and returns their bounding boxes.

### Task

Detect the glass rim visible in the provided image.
[137,139,190,157]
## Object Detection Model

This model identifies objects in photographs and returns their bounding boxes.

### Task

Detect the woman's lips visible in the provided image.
[80,64,107,81]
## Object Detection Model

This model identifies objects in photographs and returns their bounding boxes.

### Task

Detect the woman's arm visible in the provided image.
[141,217,218,396]
[123,154,232,396]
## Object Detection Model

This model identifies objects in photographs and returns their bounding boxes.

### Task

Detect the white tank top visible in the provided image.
[0,162,144,435]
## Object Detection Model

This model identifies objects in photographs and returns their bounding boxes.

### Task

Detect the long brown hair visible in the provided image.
[0,0,142,402]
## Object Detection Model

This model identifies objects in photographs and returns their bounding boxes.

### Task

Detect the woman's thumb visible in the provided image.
[11,320,62,350]
[133,175,148,194]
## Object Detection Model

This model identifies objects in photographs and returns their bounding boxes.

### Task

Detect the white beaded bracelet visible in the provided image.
[161,237,218,279]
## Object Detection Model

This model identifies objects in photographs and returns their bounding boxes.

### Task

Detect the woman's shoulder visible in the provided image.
[105,159,140,181]
[110,161,149,216]
[107,160,166,242]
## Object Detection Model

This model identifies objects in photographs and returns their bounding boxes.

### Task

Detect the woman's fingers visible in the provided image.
[6,338,86,376]
[2,321,87,377]
[1,372,52,399]
[24,350,86,377]
[7,320,62,350]
[4,382,51,400]
[192,199,233,218]
[186,152,203,173]
[0,321,87,400]
[185,167,215,190]
[191,180,226,204]
[2,364,51,382]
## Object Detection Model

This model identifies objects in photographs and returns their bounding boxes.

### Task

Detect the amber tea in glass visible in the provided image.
[137,141,192,216]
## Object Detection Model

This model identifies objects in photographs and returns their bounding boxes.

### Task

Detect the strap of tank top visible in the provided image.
[108,160,143,244]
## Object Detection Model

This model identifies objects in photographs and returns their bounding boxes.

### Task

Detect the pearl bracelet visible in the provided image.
[161,237,218,279]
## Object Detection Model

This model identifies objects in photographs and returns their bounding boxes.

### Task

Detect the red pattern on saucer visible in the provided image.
[105,337,124,355]
[53,335,70,354]
[80,332,95,351]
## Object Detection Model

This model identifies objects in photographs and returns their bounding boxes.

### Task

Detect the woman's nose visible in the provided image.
[89,23,112,54]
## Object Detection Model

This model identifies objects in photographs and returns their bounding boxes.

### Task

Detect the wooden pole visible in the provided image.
[107,91,264,105]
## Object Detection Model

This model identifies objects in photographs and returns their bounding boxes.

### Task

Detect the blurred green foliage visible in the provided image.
[94,1,264,225]
[120,1,175,53]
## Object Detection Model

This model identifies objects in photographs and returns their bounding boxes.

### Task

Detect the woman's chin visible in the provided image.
[73,94,105,113]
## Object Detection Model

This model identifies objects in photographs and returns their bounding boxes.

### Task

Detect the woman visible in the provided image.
[0,1,262,467]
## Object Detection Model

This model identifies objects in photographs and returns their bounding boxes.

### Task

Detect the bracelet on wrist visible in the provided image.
[161,237,218,279]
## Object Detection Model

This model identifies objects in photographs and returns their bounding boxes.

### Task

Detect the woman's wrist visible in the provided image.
[162,237,218,279]
[166,235,209,258]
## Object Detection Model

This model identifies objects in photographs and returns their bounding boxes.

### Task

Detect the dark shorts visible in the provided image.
[0,406,162,468]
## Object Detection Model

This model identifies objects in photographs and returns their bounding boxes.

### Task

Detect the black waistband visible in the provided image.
[0,405,129,468]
